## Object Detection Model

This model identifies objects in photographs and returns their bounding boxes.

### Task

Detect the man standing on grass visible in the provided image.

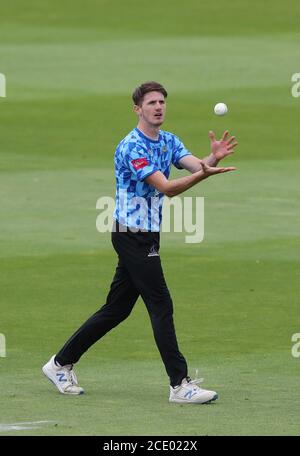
[43,81,238,403]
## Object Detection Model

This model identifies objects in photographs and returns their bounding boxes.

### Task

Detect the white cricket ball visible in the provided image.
[214,102,228,116]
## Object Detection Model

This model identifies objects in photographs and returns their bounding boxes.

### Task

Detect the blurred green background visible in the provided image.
[0,0,300,436]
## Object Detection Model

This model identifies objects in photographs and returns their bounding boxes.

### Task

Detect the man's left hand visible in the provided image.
[209,130,238,161]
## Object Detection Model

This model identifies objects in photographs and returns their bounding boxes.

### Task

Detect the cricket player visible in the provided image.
[43,81,237,403]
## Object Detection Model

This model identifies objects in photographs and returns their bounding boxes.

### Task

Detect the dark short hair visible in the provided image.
[132,81,168,106]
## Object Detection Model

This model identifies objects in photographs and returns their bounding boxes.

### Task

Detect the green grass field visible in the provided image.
[1,0,300,436]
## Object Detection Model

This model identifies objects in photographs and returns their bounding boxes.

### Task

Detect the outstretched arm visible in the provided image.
[145,161,236,198]
[179,130,238,173]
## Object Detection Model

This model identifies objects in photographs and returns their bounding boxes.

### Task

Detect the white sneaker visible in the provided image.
[42,355,84,395]
[169,376,218,404]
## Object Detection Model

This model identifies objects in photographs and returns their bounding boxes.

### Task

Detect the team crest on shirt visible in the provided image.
[162,146,167,152]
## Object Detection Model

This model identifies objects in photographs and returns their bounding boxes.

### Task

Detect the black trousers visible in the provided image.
[56,223,188,387]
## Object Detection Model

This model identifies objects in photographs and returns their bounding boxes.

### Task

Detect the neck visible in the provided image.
[137,121,160,140]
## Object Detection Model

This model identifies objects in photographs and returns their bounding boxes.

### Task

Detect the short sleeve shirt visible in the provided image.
[113,128,191,231]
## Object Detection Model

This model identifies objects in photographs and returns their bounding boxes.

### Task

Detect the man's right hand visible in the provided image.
[199,160,236,177]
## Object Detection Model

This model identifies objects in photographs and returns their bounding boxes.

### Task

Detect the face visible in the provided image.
[134,91,166,127]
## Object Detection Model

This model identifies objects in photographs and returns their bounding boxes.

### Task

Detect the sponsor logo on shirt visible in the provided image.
[131,158,149,170]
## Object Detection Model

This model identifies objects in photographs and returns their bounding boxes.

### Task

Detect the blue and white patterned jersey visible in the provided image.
[113,127,191,231]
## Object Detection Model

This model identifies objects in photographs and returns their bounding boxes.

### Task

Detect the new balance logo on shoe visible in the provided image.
[56,373,67,382]
[184,390,197,399]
